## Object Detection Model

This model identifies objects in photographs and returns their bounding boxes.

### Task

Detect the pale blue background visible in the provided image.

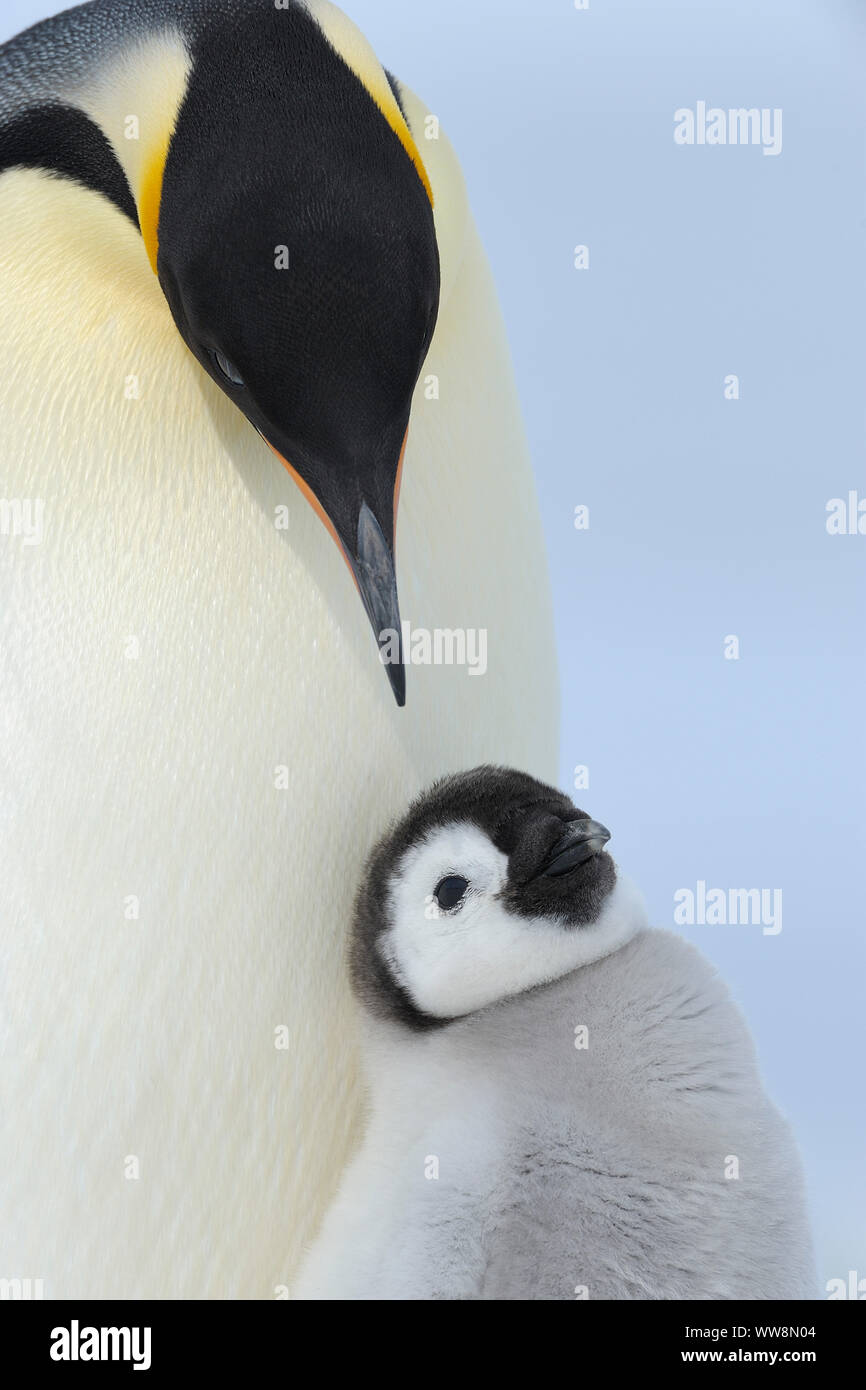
[3,0,863,1295]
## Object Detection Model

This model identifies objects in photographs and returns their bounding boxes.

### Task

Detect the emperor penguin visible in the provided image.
[295,767,816,1300]
[0,4,558,1295]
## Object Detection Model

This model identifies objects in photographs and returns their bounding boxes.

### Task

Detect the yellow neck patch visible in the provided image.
[371,85,434,207]
[138,136,171,274]
[72,10,432,281]
[306,0,434,206]
[72,32,191,276]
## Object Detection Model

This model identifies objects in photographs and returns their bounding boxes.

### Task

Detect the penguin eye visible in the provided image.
[434,875,469,911]
[211,349,244,386]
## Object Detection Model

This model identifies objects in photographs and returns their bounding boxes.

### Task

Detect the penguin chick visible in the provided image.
[295,765,815,1301]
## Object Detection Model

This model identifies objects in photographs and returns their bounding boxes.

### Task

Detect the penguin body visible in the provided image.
[296,768,815,1301]
[0,5,557,1296]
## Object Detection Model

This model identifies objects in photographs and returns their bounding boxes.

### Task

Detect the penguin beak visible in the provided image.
[348,503,405,707]
[536,819,611,878]
[260,434,406,706]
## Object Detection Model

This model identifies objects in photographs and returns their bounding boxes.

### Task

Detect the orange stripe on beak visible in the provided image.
[265,428,409,574]
[264,439,359,595]
[393,425,409,552]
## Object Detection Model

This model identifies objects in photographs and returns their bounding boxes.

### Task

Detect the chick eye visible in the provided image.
[211,349,244,386]
[434,875,469,911]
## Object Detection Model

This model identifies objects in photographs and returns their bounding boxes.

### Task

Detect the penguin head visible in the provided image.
[352,766,647,1029]
[151,5,440,704]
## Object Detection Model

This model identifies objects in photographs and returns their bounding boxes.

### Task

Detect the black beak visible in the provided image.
[349,502,405,707]
[537,818,611,878]
[257,425,407,706]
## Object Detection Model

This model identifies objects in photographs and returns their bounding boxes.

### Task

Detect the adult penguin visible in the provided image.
[0,1,557,1296]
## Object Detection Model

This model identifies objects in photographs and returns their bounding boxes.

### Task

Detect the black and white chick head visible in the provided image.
[351,765,648,1029]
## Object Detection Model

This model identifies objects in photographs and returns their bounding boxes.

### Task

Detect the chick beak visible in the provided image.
[537,819,611,878]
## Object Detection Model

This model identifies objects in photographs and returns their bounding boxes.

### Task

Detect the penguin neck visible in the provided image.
[71,30,192,274]
[360,876,650,1103]
[359,1011,504,1131]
